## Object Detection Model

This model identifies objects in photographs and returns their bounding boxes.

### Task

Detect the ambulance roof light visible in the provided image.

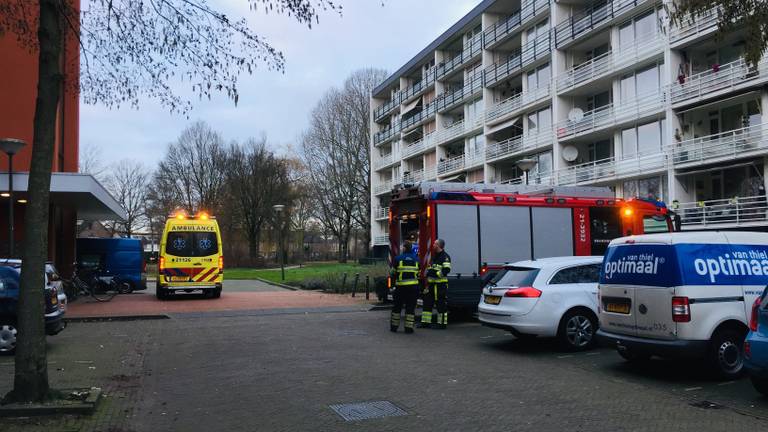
[197,212,209,220]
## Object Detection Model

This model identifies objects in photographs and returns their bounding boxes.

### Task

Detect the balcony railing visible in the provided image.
[554,0,648,48]
[373,93,402,122]
[556,152,667,185]
[670,58,768,105]
[521,32,551,67]
[374,153,394,170]
[484,0,549,48]
[675,195,768,228]
[402,133,436,159]
[374,207,389,220]
[557,33,663,93]
[556,90,666,140]
[373,122,400,146]
[499,172,554,186]
[438,154,466,176]
[486,131,553,162]
[405,166,437,183]
[400,67,437,104]
[669,7,719,46]
[437,33,484,79]
[374,178,395,195]
[486,84,551,124]
[401,103,436,131]
[670,123,768,165]
[466,151,485,169]
[373,235,389,245]
[484,50,522,88]
[436,74,484,113]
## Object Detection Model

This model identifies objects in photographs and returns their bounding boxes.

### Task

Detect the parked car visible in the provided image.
[746,286,768,395]
[0,264,66,354]
[478,256,604,350]
[76,238,147,293]
[1,259,67,312]
[596,231,767,379]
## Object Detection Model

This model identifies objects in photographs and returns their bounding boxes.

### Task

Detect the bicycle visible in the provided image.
[71,266,130,302]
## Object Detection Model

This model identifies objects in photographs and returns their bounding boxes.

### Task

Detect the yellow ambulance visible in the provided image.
[157,211,223,300]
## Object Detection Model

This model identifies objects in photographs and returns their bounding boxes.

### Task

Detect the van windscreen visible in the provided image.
[166,232,219,257]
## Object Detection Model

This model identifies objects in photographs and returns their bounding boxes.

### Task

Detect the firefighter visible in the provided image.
[420,238,451,329]
[390,241,420,334]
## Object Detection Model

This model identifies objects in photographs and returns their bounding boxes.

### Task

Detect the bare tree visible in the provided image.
[225,138,292,260]
[78,143,106,181]
[301,68,387,262]
[105,160,150,237]
[0,0,341,403]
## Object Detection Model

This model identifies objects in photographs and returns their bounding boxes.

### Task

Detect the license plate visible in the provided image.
[606,303,630,314]
[171,276,189,282]
[484,295,502,305]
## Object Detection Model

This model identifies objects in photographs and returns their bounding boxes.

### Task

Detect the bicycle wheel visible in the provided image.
[90,282,117,302]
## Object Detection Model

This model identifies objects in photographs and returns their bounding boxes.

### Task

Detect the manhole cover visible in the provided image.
[329,400,407,422]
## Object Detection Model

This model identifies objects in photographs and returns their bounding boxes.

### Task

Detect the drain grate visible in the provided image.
[329,400,407,422]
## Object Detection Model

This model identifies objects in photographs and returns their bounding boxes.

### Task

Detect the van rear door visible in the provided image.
[600,243,639,337]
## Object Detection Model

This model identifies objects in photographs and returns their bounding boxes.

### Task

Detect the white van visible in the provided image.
[596,231,768,379]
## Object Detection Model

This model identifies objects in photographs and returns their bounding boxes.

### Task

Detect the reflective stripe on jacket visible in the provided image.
[392,252,420,286]
[427,250,451,283]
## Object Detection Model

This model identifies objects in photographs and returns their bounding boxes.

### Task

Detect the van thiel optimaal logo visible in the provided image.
[692,248,768,283]
[603,252,665,280]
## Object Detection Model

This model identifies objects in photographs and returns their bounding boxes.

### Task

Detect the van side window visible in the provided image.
[643,215,669,233]
[550,264,601,284]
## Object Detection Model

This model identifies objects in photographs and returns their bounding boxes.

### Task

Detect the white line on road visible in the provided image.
[717,381,736,386]
[557,355,574,359]
[684,387,703,392]
[585,352,601,356]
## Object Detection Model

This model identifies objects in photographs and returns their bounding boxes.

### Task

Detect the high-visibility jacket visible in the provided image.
[427,250,451,283]
[392,251,420,286]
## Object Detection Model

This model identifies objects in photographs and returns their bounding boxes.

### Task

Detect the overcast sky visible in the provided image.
[80,0,479,168]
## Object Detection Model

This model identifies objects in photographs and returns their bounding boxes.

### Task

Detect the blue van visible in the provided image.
[76,238,147,292]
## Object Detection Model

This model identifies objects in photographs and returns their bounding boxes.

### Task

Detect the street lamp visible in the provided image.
[0,138,27,258]
[515,158,537,186]
[272,204,286,281]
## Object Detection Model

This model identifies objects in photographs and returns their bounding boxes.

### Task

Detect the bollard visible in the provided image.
[352,273,360,297]
[365,275,370,300]
[340,273,347,294]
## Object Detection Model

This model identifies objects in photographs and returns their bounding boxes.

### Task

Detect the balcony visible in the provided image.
[373,122,400,146]
[374,207,389,220]
[669,8,719,47]
[373,93,402,123]
[521,31,551,68]
[437,33,484,80]
[373,235,389,246]
[484,50,522,88]
[435,73,484,114]
[404,166,438,183]
[556,91,666,141]
[499,172,554,186]
[670,58,768,107]
[374,153,398,170]
[676,195,768,229]
[466,151,485,169]
[486,84,551,124]
[556,152,667,185]
[400,67,437,104]
[484,0,550,49]
[401,103,436,131]
[374,178,395,195]
[554,0,651,48]
[402,133,436,159]
[486,131,553,162]
[669,123,768,167]
[438,154,466,176]
[556,33,663,94]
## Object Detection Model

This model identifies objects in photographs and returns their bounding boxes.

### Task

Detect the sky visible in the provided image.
[80,0,479,167]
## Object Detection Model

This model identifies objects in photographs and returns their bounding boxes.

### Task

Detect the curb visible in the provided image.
[65,315,170,323]
[0,387,102,417]
[254,277,298,291]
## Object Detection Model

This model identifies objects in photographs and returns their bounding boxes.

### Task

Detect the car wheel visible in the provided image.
[0,323,18,354]
[118,282,133,294]
[156,287,167,300]
[212,288,222,299]
[751,376,768,396]
[616,347,651,363]
[709,328,746,380]
[558,309,597,351]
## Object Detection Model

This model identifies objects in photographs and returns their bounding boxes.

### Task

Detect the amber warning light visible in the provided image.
[622,207,634,217]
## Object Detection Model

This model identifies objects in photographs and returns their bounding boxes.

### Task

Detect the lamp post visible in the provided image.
[0,138,27,258]
[515,158,537,186]
[272,204,286,281]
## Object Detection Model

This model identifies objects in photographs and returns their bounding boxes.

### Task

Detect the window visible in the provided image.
[527,107,551,133]
[526,63,551,91]
[467,134,485,156]
[165,232,220,257]
[549,264,601,284]
[536,151,552,175]
[466,98,483,120]
[643,215,669,233]
[621,120,663,158]
[619,9,658,49]
[623,176,663,200]
[621,127,638,158]
[620,64,661,102]
[491,266,540,287]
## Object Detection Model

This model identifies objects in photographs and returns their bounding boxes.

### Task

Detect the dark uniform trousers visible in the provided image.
[391,284,418,331]
[421,282,448,325]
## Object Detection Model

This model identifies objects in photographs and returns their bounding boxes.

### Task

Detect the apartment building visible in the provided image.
[370,0,768,251]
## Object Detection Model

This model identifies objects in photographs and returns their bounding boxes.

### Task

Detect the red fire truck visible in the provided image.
[387,182,673,308]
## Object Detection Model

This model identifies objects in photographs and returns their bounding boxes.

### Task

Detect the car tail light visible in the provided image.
[672,296,690,322]
[750,296,762,332]
[745,341,752,359]
[504,286,541,298]
[159,256,165,272]
[480,264,488,276]
[218,256,224,272]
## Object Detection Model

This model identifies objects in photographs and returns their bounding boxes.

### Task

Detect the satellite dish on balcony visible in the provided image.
[568,108,584,122]
[562,145,579,162]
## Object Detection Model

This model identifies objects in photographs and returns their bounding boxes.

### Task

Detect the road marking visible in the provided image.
[557,355,574,359]
[75,360,94,364]
[717,381,736,386]
[585,352,600,356]
[480,335,494,339]
[685,387,703,392]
